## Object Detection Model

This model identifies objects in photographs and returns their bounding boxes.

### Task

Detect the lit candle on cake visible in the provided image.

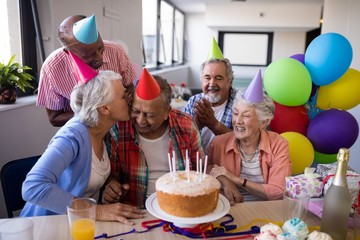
[203,155,208,180]
[196,151,199,174]
[172,150,176,181]
[168,153,172,177]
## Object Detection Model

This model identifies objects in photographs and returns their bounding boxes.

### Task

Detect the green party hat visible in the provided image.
[207,37,224,60]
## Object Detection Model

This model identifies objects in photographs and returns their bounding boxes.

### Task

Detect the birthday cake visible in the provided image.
[155,170,221,217]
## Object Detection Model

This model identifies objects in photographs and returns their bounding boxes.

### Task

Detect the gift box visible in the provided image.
[286,168,323,198]
[317,163,360,208]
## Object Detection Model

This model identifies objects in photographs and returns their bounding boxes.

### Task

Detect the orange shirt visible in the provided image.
[208,130,292,200]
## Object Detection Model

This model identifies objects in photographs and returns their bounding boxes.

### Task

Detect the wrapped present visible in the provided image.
[317,163,360,208]
[286,168,323,198]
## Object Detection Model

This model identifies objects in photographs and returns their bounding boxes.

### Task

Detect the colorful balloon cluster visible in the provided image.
[264,33,360,175]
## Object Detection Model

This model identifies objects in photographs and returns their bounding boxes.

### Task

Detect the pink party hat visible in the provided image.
[207,37,224,60]
[242,69,264,103]
[69,51,98,84]
[73,14,98,44]
[136,68,160,100]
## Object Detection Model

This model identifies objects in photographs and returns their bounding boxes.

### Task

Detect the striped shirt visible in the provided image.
[184,88,237,150]
[105,109,204,208]
[37,40,136,111]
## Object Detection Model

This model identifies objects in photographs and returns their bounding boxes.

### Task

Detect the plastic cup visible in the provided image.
[0,218,33,240]
[283,191,310,222]
[67,198,96,240]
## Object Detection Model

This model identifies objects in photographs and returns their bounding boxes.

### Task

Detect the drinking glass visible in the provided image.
[283,190,310,222]
[0,218,33,240]
[67,198,96,240]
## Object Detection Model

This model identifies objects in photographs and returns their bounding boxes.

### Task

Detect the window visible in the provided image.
[218,31,273,66]
[1,0,38,97]
[142,0,185,69]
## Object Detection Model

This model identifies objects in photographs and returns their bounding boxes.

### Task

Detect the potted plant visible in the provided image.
[0,54,34,104]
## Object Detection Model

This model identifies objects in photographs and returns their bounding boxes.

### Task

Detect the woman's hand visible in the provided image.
[217,176,243,205]
[96,203,146,225]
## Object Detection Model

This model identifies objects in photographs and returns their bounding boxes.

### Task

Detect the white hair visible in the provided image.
[70,70,122,127]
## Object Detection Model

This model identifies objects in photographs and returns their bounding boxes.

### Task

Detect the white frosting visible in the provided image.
[156,171,220,196]
[254,230,278,240]
[307,231,333,240]
[282,218,309,240]
[260,223,283,235]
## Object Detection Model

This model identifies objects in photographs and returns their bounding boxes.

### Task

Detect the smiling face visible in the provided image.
[201,62,232,107]
[232,101,266,141]
[130,93,171,139]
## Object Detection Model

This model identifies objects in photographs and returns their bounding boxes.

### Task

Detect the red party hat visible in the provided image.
[136,68,160,100]
[69,51,98,84]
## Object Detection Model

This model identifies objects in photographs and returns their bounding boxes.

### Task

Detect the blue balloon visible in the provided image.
[305,33,352,86]
[306,109,359,154]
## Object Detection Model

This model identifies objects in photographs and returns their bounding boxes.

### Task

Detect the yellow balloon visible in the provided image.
[317,68,360,110]
[280,132,314,175]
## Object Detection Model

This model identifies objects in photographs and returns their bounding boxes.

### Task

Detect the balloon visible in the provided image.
[290,53,305,64]
[317,68,360,110]
[314,151,337,164]
[306,109,359,154]
[281,132,314,175]
[305,33,353,86]
[270,102,308,135]
[264,58,312,106]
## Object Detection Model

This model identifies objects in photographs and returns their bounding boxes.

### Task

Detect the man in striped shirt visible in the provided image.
[37,15,136,127]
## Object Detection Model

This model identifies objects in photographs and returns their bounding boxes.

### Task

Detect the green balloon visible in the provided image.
[264,58,312,106]
[314,151,337,164]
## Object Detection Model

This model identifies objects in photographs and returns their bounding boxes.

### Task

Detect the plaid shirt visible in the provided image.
[106,109,204,208]
[184,87,237,142]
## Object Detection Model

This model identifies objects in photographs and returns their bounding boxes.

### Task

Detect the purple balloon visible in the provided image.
[290,53,305,64]
[306,109,359,154]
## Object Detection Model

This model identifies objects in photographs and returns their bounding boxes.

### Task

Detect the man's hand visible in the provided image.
[217,176,243,205]
[194,98,218,131]
[96,203,145,225]
[102,179,130,203]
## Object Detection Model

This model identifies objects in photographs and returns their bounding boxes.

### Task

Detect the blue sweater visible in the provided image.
[21,117,92,216]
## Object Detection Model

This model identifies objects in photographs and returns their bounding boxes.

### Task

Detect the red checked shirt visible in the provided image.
[37,40,136,111]
[105,109,204,208]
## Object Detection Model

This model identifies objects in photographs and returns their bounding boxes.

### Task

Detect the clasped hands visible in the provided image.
[209,165,244,205]
[194,98,218,131]
[99,179,145,225]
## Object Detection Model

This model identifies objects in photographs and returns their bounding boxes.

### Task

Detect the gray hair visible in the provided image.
[200,58,234,82]
[148,75,172,107]
[233,90,275,126]
[70,70,122,127]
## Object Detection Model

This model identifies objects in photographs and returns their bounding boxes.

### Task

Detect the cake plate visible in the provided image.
[145,193,230,228]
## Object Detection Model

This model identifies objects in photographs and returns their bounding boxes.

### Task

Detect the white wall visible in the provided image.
[322,0,360,171]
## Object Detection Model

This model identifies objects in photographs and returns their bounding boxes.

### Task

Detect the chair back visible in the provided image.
[1,155,40,218]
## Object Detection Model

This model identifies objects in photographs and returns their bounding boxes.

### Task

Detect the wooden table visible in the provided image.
[0,200,354,239]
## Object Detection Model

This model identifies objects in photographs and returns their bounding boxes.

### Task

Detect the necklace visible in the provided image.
[237,141,259,163]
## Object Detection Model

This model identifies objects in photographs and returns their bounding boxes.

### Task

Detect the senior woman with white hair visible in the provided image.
[21,70,144,225]
[208,86,292,204]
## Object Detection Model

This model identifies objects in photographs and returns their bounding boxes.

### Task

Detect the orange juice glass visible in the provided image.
[67,198,96,240]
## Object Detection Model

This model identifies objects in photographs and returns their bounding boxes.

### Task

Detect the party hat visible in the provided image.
[207,37,224,60]
[69,51,98,84]
[73,14,98,44]
[136,68,160,100]
[242,69,264,103]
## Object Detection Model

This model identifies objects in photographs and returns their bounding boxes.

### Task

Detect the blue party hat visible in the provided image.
[73,14,98,44]
[242,70,264,103]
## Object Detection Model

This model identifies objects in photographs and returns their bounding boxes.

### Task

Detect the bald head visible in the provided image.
[58,15,86,47]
